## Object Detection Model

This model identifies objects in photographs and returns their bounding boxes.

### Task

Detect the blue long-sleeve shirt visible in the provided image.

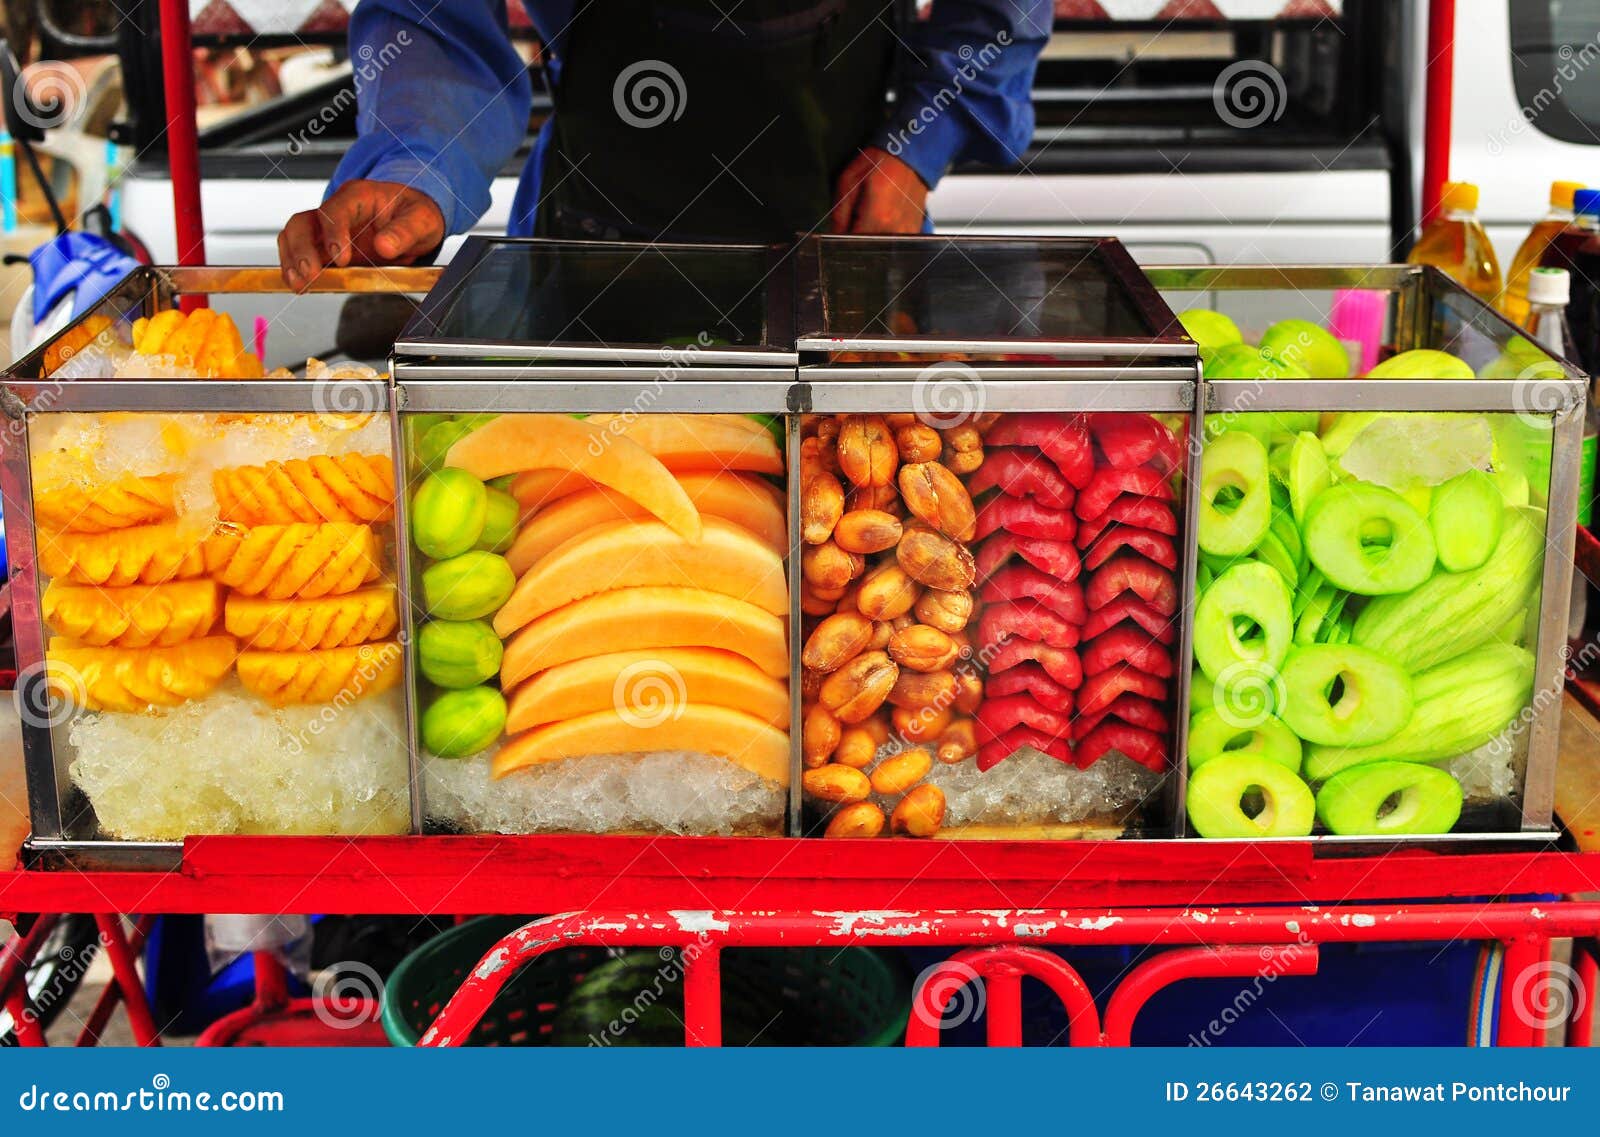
[331,0,1050,237]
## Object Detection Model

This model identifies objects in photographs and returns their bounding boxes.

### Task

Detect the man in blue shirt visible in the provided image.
[279,1,1050,288]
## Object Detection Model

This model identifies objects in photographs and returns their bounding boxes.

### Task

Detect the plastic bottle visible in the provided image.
[1541,188,1600,374]
[1500,180,1585,327]
[1407,181,1503,304]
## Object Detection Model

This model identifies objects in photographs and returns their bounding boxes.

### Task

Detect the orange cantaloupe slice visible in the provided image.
[445,414,700,541]
[495,517,786,635]
[508,472,786,573]
[500,586,788,688]
[505,646,789,733]
[491,704,791,786]
[583,413,784,475]
[512,469,592,515]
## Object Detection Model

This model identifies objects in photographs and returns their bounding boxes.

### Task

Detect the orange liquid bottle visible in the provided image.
[1408,181,1503,303]
[1500,179,1584,327]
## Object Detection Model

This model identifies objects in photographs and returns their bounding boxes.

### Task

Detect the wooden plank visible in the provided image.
[1558,694,1600,853]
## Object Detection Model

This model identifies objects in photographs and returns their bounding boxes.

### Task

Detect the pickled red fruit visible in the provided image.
[985,663,1074,712]
[978,601,1080,651]
[1196,431,1270,557]
[966,448,1074,510]
[1075,495,1178,547]
[1071,693,1170,740]
[1192,561,1293,682]
[1303,482,1436,596]
[973,495,1077,543]
[1081,625,1173,679]
[1276,645,1414,747]
[1428,469,1503,573]
[1185,752,1315,839]
[1076,465,1176,521]
[1082,525,1178,572]
[980,565,1087,622]
[1315,761,1462,837]
[1078,665,1167,717]
[1076,720,1166,772]
[977,694,1072,745]
[1079,596,1175,644]
[986,638,1082,689]
[977,725,1072,772]
[1085,554,1178,616]
[411,467,488,559]
[1087,413,1181,474]
[975,532,1081,584]
[984,414,1094,489]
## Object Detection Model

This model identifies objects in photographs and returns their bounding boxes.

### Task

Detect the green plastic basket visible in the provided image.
[382,916,911,1047]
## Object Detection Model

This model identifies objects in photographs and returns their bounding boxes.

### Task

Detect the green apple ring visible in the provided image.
[1314,761,1463,836]
[1188,708,1303,773]
[1199,431,1272,557]
[1194,561,1294,681]
[1277,645,1413,747]
[1303,482,1437,595]
[1185,752,1316,838]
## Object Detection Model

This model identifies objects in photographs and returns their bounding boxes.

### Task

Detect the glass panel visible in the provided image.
[406,411,791,836]
[797,410,1185,839]
[416,242,772,349]
[27,407,409,839]
[1186,411,1550,839]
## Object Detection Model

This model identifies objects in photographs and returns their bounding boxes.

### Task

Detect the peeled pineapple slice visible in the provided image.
[213,453,395,525]
[204,523,382,599]
[236,641,403,707]
[225,586,398,651]
[131,308,264,379]
[38,522,208,587]
[33,474,177,534]
[42,579,223,648]
[47,635,238,712]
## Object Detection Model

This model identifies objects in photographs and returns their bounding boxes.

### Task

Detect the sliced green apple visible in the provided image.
[1314,761,1463,836]
[1194,561,1295,681]
[1277,645,1413,747]
[1303,481,1437,595]
[1199,431,1272,557]
[1430,469,1504,573]
[1189,708,1303,773]
[1186,753,1316,838]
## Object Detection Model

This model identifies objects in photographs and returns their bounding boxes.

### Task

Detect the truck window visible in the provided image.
[1510,2,1600,147]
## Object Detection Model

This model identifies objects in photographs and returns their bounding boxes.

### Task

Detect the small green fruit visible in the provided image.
[1186,752,1316,838]
[475,487,521,553]
[1178,308,1243,363]
[411,468,488,559]
[418,619,504,689]
[1314,761,1463,836]
[422,551,516,620]
[1259,319,1351,379]
[422,686,508,759]
[1364,349,1475,380]
[1209,342,1311,382]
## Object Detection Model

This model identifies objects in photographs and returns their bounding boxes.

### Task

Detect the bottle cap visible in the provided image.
[1575,189,1600,217]
[1440,182,1479,212]
[1552,181,1586,210]
[1528,266,1571,306]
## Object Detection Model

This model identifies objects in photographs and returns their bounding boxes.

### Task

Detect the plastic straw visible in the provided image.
[254,316,268,364]
[1328,289,1386,376]
[0,130,17,234]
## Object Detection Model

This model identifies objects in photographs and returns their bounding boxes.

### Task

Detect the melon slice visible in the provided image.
[508,472,786,573]
[496,517,786,635]
[511,469,593,514]
[583,414,785,475]
[501,586,789,687]
[491,704,791,786]
[445,414,700,541]
[505,646,789,732]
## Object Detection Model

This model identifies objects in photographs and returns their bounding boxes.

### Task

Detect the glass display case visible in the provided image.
[1149,264,1586,841]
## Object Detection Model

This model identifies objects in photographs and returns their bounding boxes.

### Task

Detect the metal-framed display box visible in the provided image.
[1147,264,1587,843]
[794,234,1202,840]
[4,266,437,870]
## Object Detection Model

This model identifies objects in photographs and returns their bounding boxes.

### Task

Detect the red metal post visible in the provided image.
[5,988,45,1046]
[905,946,1100,1048]
[1421,0,1456,226]
[1496,937,1548,1048]
[1568,941,1597,1048]
[985,965,1024,1047]
[159,0,207,311]
[1102,944,1319,1046]
[75,915,155,1047]
[93,915,161,1047]
[682,945,722,1047]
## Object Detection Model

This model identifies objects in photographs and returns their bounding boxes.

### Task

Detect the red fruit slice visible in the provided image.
[1075,719,1168,773]
[980,565,1087,622]
[987,638,1082,689]
[976,533,1081,584]
[1085,554,1178,616]
[1075,466,1176,520]
[1088,413,1182,474]
[973,495,1078,543]
[1075,495,1179,548]
[1080,624,1174,679]
[977,694,1073,745]
[1071,693,1171,740]
[977,725,1072,772]
[985,662,1075,712]
[984,415,1094,489]
[1079,596,1176,644]
[1082,525,1179,572]
[1078,665,1168,717]
[967,449,1074,511]
[978,600,1081,651]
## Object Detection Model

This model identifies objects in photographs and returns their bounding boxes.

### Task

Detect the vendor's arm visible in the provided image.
[279,0,532,288]
[832,0,1050,234]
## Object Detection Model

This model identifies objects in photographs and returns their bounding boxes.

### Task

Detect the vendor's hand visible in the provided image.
[830,148,929,235]
[278,179,446,291]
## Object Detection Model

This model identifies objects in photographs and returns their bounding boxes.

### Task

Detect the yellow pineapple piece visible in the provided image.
[38,523,208,587]
[204,523,382,599]
[42,579,223,648]
[33,474,176,534]
[225,586,398,651]
[47,635,238,712]
[237,641,403,707]
[43,315,114,375]
[213,453,395,525]
[131,308,263,379]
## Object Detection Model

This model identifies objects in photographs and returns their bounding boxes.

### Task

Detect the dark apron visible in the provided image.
[537,0,897,243]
